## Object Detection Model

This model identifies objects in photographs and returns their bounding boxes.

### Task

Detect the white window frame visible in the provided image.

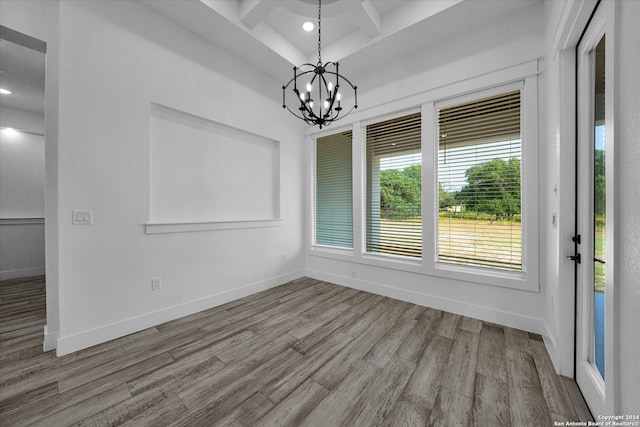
[363,109,423,261]
[310,125,356,256]
[308,60,539,292]
[425,81,539,290]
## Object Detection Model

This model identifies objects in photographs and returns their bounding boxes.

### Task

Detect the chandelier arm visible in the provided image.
[296,91,320,121]
[325,71,358,111]
[323,68,358,90]
[283,103,317,123]
[282,66,319,89]
[282,68,319,113]
[319,73,334,119]
[283,75,320,122]
[329,104,357,122]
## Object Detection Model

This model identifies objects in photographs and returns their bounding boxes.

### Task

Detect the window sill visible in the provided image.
[308,246,424,274]
[0,217,45,225]
[308,246,538,292]
[433,262,535,291]
[145,219,283,234]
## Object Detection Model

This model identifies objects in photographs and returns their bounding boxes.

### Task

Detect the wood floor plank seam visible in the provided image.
[0,276,590,426]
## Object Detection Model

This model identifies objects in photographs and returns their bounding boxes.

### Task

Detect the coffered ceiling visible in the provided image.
[143,0,542,82]
[0,0,543,118]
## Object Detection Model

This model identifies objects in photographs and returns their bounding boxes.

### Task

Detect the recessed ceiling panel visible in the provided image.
[264,6,358,58]
[0,38,45,114]
[144,0,542,83]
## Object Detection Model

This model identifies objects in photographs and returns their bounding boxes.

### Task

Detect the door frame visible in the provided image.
[574,0,617,416]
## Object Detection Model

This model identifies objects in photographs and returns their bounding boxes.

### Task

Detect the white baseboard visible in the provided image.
[542,324,561,374]
[0,267,46,281]
[55,270,304,356]
[306,269,546,335]
[43,324,58,351]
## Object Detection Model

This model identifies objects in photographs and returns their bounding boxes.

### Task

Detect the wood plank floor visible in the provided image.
[1,276,588,426]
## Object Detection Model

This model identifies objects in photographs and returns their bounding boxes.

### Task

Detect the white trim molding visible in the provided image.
[144,219,283,234]
[54,270,303,356]
[0,267,46,281]
[0,217,45,225]
[307,268,547,335]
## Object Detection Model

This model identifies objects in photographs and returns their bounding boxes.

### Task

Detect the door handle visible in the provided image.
[567,253,582,263]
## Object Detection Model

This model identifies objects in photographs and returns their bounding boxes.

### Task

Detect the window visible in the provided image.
[315,131,353,248]
[366,112,422,258]
[437,90,522,271]
[310,64,538,290]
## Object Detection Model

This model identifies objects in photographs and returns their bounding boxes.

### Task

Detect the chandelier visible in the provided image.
[281,0,358,129]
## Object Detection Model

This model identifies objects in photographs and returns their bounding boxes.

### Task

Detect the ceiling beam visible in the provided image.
[353,0,381,38]
[239,0,282,29]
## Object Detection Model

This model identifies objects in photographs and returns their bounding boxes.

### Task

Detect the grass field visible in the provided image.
[373,215,604,280]
[438,215,522,270]
[375,215,522,270]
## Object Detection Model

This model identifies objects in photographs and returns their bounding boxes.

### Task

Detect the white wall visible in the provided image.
[0,0,61,350]
[542,0,640,413]
[2,1,637,410]
[0,107,46,279]
[0,107,45,217]
[613,0,640,414]
[305,4,548,336]
[5,0,306,355]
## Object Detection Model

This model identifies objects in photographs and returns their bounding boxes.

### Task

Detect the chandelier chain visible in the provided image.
[317,0,322,64]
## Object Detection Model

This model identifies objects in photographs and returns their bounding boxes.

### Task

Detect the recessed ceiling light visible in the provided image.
[0,88,12,95]
[1,127,19,137]
[302,21,314,32]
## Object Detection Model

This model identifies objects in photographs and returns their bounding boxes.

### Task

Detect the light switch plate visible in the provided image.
[72,210,93,225]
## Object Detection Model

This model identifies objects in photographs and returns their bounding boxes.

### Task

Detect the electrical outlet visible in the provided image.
[151,278,161,291]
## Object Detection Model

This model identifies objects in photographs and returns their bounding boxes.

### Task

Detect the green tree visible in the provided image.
[458,158,521,216]
[439,182,457,210]
[380,164,421,218]
[594,149,606,216]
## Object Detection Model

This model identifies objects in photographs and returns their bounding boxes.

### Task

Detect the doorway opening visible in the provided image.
[0,25,47,348]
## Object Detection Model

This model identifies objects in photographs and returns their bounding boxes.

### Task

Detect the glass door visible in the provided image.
[575,3,614,417]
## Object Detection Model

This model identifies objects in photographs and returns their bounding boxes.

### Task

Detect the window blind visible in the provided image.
[316,131,353,248]
[366,112,422,258]
[438,90,522,271]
